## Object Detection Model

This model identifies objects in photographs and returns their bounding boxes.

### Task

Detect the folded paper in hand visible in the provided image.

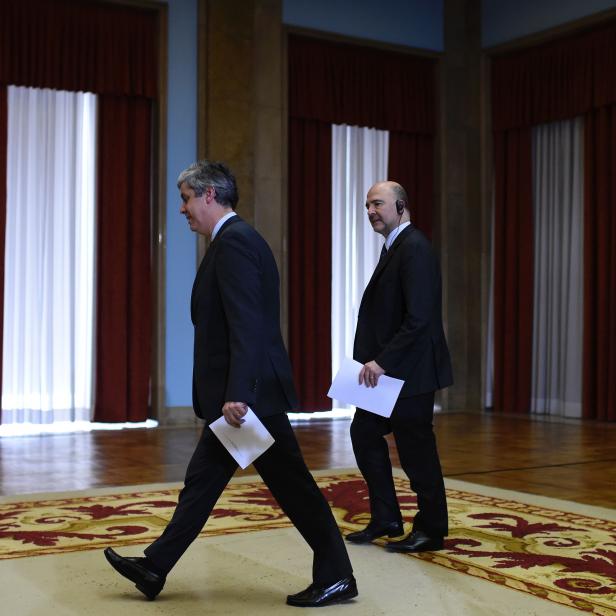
[209,408,274,469]
[327,357,404,418]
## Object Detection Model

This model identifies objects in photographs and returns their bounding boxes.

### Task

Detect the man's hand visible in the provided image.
[359,361,385,388]
[222,401,248,428]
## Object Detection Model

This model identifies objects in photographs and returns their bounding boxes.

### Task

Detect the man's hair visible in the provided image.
[177,160,239,209]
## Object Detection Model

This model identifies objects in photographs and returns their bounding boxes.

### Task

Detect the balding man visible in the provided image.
[345,181,453,553]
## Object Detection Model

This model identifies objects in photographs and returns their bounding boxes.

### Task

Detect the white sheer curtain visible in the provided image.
[531,117,584,417]
[2,86,97,424]
[331,124,389,409]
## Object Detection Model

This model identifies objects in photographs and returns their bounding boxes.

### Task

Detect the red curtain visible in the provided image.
[491,20,616,419]
[288,34,436,411]
[491,22,616,132]
[0,0,158,422]
[492,129,534,414]
[288,118,332,412]
[583,107,616,421]
[0,86,6,423]
[0,0,157,98]
[289,35,435,134]
[94,96,152,422]
[388,132,434,239]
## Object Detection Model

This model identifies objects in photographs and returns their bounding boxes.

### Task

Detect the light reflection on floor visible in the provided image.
[0,419,159,438]
[0,405,447,437]
[288,408,354,420]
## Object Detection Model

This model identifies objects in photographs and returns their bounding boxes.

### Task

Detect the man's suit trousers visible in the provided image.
[144,413,352,585]
[350,391,448,538]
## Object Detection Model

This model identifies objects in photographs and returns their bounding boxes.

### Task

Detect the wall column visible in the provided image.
[197,1,286,337]
[438,0,484,411]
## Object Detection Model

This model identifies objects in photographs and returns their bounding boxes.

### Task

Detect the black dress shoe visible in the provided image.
[104,547,165,600]
[386,529,444,553]
[286,576,358,607]
[345,521,404,544]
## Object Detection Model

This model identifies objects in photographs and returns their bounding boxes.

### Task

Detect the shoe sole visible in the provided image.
[346,531,402,544]
[387,544,444,553]
[136,583,158,601]
[346,521,405,542]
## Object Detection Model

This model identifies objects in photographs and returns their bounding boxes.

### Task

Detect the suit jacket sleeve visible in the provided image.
[375,238,439,372]
[215,233,263,405]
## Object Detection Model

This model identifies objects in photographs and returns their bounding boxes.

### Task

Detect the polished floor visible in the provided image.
[1,412,614,508]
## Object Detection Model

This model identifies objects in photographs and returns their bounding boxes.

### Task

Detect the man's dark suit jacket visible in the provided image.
[190,215,298,422]
[353,224,453,398]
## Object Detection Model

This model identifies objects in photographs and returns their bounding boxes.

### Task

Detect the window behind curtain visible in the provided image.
[2,86,97,424]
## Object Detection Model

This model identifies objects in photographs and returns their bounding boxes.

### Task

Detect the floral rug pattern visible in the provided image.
[1,472,615,614]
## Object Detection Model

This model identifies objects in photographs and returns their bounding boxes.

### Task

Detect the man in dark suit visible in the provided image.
[345,181,453,553]
[104,161,356,607]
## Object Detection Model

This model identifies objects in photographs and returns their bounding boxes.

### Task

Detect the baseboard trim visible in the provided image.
[159,407,205,427]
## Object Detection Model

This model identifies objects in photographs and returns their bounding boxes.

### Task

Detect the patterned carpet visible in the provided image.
[1,471,615,615]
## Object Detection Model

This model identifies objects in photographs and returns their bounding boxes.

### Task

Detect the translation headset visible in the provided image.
[395,199,406,215]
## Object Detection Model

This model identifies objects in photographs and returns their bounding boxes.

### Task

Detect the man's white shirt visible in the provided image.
[211,211,237,240]
[385,220,411,251]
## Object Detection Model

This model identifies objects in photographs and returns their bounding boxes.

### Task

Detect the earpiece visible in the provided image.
[395,200,405,215]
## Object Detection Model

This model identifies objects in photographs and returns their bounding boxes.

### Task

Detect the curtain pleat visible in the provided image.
[493,128,534,414]
[94,96,152,423]
[583,107,616,421]
[388,131,434,239]
[0,85,6,423]
[288,118,332,412]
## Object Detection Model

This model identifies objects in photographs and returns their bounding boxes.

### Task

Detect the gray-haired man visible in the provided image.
[104,161,356,607]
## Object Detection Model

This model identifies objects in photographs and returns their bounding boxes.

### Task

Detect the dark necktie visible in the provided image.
[379,244,388,262]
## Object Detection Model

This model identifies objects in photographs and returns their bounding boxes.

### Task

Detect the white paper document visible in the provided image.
[209,408,275,469]
[327,357,404,418]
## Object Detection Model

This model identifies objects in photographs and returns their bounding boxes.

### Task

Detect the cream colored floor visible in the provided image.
[2,526,580,616]
[2,474,613,616]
